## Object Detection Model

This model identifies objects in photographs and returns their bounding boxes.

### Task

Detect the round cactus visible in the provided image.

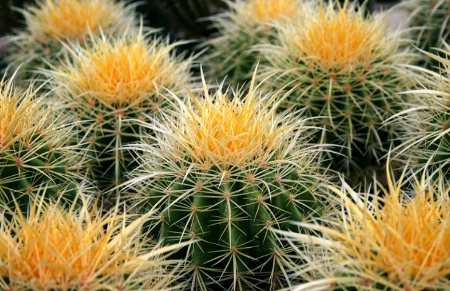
[398,0,450,70]
[125,71,328,290]
[257,0,418,185]
[391,43,450,180]
[202,0,308,88]
[277,164,450,290]
[46,28,195,195]
[4,0,139,83]
[0,71,87,215]
[0,192,190,290]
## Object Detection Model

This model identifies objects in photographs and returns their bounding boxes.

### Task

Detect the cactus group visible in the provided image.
[4,0,138,83]
[46,28,194,195]
[202,0,307,87]
[0,72,86,214]
[257,1,417,185]
[126,72,327,290]
[278,165,450,290]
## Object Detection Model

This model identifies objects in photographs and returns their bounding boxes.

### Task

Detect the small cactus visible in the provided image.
[125,71,327,290]
[0,192,190,290]
[46,28,195,195]
[202,0,307,88]
[258,0,418,185]
[0,71,86,214]
[398,0,450,70]
[277,164,450,290]
[4,0,139,83]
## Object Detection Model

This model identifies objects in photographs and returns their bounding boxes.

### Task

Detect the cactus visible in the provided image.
[45,28,195,196]
[397,0,450,71]
[4,0,139,84]
[276,163,450,290]
[257,0,417,185]
[0,191,191,290]
[0,71,87,215]
[390,43,450,181]
[125,71,328,290]
[202,0,308,88]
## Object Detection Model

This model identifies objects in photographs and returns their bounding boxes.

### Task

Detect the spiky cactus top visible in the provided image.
[0,72,86,214]
[278,165,450,290]
[202,0,307,87]
[5,0,138,83]
[47,28,194,194]
[398,0,450,70]
[258,0,417,183]
[0,192,189,290]
[126,72,327,290]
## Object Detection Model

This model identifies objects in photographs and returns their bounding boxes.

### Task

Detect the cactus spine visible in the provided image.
[258,0,417,185]
[126,71,327,290]
[0,72,86,214]
[47,28,194,195]
[4,0,138,83]
[277,165,450,290]
[0,192,190,290]
[203,0,307,87]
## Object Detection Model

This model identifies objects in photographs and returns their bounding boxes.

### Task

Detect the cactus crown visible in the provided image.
[0,193,158,290]
[283,1,390,70]
[242,0,303,23]
[287,165,450,289]
[156,71,302,169]
[54,27,190,107]
[0,75,50,148]
[24,0,135,41]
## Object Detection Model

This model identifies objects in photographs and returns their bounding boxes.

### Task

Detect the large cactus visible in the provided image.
[126,71,328,290]
[202,0,308,88]
[46,28,195,196]
[397,0,450,71]
[258,0,418,185]
[0,192,190,290]
[0,72,86,214]
[277,164,450,290]
[4,0,139,84]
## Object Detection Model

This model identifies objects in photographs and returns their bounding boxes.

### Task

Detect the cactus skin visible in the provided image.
[126,72,327,290]
[277,165,450,291]
[47,29,194,195]
[202,0,307,88]
[398,0,450,70]
[0,192,190,291]
[0,73,86,215]
[4,0,138,84]
[258,1,417,185]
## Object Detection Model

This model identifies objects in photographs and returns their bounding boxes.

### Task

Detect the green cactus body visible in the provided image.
[48,30,194,195]
[258,1,417,185]
[0,73,86,214]
[127,74,327,290]
[399,0,450,70]
[203,0,307,88]
[4,0,138,84]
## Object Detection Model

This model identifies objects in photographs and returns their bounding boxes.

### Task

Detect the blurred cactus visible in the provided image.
[398,0,450,71]
[4,0,139,84]
[258,0,418,186]
[46,27,195,195]
[202,0,308,88]
[125,71,327,290]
